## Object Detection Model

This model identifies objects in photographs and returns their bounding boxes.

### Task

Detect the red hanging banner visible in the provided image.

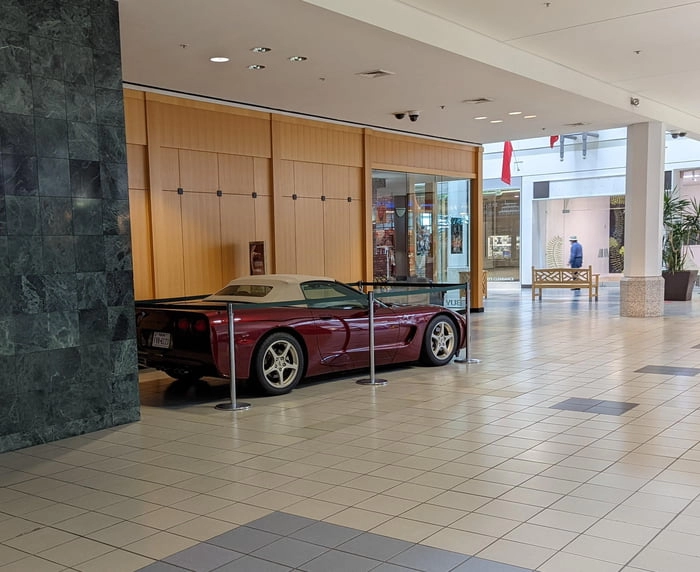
[501,141,513,185]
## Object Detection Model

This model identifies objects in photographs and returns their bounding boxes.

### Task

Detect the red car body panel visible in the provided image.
[136,276,467,386]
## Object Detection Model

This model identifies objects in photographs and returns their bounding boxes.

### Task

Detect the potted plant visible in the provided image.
[662,188,700,300]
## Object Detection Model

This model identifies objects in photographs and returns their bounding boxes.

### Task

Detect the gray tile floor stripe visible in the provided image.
[550,397,638,416]
[634,364,700,376]
[137,511,535,571]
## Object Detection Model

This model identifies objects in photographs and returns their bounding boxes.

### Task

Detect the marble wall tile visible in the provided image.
[6,196,40,235]
[0,199,6,236]
[0,112,35,155]
[94,49,121,89]
[62,43,94,85]
[0,356,17,394]
[0,0,29,33]
[72,197,102,234]
[32,76,66,119]
[13,312,49,353]
[38,157,70,196]
[68,121,99,160]
[0,71,33,114]
[0,317,13,355]
[98,124,126,163]
[79,306,109,344]
[7,235,43,274]
[76,271,107,309]
[96,88,124,126]
[29,35,64,79]
[1,154,38,195]
[41,196,73,235]
[103,198,129,235]
[14,274,43,314]
[44,273,78,311]
[47,310,80,349]
[27,0,62,39]
[107,270,134,306]
[35,116,69,158]
[100,161,127,200]
[74,235,105,272]
[0,29,30,73]
[69,159,101,197]
[109,305,135,342]
[104,235,132,271]
[65,83,96,123]
[0,276,12,316]
[90,0,120,53]
[42,235,75,273]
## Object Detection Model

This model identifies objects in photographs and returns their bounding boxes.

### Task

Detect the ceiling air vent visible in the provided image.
[356,69,395,79]
[563,122,590,127]
[462,97,494,104]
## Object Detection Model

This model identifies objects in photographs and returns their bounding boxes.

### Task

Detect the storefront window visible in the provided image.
[372,170,470,299]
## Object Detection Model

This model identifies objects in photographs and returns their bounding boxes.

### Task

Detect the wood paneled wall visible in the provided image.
[124,89,482,304]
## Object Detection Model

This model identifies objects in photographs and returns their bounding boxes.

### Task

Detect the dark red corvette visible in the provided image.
[136,275,467,395]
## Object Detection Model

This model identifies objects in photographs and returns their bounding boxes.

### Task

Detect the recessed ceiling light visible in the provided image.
[288,56,307,62]
[523,115,537,119]
[508,111,522,115]
[209,56,229,63]
[490,119,503,124]
[251,47,271,53]
[248,64,265,70]
[474,116,488,120]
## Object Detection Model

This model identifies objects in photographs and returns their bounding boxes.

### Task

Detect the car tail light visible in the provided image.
[176,317,190,331]
[193,319,208,333]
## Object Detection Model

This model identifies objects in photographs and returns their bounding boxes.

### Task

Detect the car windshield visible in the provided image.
[301,281,368,309]
[210,284,273,298]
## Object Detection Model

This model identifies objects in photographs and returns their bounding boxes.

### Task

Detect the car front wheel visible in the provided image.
[420,315,458,366]
[254,332,304,395]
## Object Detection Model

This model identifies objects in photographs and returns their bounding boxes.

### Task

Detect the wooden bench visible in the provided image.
[532,266,599,300]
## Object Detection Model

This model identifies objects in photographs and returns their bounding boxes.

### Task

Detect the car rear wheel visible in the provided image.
[254,332,304,395]
[420,315,458,366]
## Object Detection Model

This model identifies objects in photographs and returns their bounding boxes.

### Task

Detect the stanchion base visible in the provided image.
[453,357,466,363]
[466,358,481,364]
[356,378,388,386]
[215,402,252,411]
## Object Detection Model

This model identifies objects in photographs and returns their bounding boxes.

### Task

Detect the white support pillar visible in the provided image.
[620,121,665,317]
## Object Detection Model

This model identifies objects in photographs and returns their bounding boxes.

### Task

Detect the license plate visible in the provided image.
[151,331,171,349]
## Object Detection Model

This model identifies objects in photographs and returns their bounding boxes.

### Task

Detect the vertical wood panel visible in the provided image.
[295,197,325,275]
[323,199,351,281]
[220,194,256,279]
[219,154,255,195]
[179,150,219,193]
[294,162,323,198]
[254,195,273,263]
[153,190,185,297]
[181,193,223,295]
[126,144,148,190]
[160,147,180,191]
[128,188,154,299]
[254,157,271,196]
[275,197,296,273]
[124,91,147,145]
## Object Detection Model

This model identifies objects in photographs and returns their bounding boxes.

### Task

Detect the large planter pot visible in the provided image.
[662,270,698,301]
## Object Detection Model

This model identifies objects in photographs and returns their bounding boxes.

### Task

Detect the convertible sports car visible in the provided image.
[136,275,467,395]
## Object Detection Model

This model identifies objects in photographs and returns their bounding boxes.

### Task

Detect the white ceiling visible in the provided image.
[118,0,700,145]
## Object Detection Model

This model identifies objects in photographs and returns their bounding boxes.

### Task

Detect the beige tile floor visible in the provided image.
[3,283,700,571]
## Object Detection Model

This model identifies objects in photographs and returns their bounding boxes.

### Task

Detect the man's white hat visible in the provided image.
[569,235,577,241]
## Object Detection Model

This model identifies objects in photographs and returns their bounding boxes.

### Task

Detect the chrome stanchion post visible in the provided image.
[464,281,480,364]
[357,290,388,386]
[216,303,251,411]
